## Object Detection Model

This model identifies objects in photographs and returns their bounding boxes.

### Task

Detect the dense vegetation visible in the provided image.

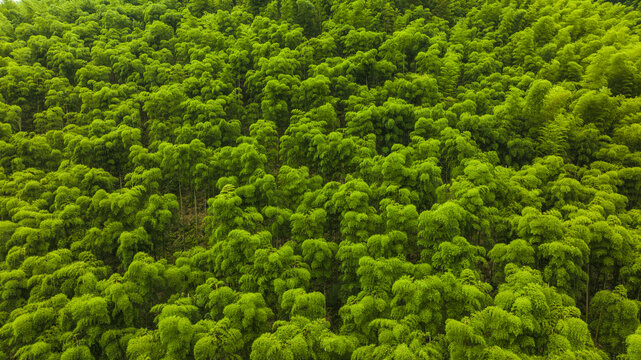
[1,0,641,358]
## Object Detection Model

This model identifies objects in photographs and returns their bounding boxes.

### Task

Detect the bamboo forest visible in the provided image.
[1,0,641,358]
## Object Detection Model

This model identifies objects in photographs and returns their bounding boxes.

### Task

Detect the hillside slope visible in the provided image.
[1,0,641,358]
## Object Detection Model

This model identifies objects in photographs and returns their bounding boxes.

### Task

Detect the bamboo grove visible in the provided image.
[1,0,641,358]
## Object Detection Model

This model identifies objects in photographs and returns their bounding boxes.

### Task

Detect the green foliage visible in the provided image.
[627,326,641,360]
[589,286,640,354]
[223,293,274,344]
[1,0,641,358]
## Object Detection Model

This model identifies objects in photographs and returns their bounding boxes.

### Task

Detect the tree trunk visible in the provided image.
[194,187,198,228]
[586,260,590,323]
[324,284,327,314]
[594,310,603,345]
[178,183,183,222]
